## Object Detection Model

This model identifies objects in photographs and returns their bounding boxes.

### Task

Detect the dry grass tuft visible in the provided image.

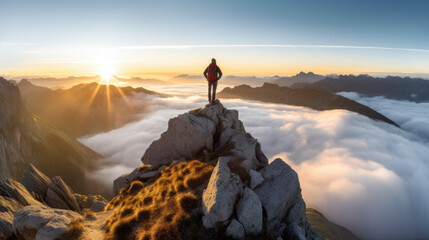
[59,219,84,240]
[84,210,96,220]
[104,160,214,240]
[137,165,151,172]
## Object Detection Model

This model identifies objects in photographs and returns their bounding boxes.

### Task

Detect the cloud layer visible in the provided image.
[80,95,429,240]
[339,92,429,142]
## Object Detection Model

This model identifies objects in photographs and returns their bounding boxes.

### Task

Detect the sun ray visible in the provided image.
[106,84,112,117]
[112,85,134,110]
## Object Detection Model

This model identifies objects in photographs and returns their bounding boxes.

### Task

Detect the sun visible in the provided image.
[98,63,117,80]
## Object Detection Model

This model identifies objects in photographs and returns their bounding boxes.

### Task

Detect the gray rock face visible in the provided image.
[202,157,243,228]
[21,163,52,198]
[45,177,80,212]
[13,205,81,240]
[140,100,267,171]
[141,113,216,167]
[255,159,300,225]
[249,169,264,189]
[236,188,263,235]
[226,219,245,240]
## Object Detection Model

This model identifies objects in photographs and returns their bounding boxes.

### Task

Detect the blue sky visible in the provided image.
[1,0,428,77]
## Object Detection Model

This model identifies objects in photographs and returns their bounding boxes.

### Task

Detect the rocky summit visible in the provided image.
[1,99,322,240]
[109,100,321,240]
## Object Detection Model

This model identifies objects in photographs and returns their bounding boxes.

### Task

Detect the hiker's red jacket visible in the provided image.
[204,63,222,81]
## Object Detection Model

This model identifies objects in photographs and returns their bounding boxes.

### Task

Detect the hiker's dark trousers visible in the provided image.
[208,80,218,103]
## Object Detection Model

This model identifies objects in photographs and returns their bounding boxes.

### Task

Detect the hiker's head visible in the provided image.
[211,58,216,64]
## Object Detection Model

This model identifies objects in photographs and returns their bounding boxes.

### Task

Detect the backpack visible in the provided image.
[207,63,217,81]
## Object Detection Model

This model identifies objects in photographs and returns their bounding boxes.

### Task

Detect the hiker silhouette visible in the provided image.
[203,58,223,104]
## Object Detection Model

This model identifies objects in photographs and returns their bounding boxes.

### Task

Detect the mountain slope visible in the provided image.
[0,77,103,195]
[218,83,398,126]
[291,75,429,102]
[306,208,359,240]
[18,80,159,138]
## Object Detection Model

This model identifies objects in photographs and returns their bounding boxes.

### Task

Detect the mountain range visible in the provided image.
[18,80,159,138]
[291,74,429,102]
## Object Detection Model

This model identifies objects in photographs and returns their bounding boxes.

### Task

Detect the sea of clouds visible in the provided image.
[80,92,429,240]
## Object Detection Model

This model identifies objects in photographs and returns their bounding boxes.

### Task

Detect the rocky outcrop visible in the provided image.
[45,177,80,212]
[0,179,43,207]
[141,112,216,168]
[12,205,81,240]
[21,163,52,200]
[0,179,43,238]
[131,101,320,239]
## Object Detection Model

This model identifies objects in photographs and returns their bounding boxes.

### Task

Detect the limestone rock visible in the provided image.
[254,158,300,227]
[202,157,243,228]
[13,205,81,240]
[249,169,264,189]
[218,129,267,171]
[45,177,80,212]
[236,187,263,235]
[21,164,51,198]
[141,112,216,167]
[226,219,245,240]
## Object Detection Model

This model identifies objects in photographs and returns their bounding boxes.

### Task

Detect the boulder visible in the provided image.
[45,177,80,212]
[249,169,264,189]
[13,205,81,240]
[226,219,245,240]
[254,158,301,227]
[21,164,51,198]
[141,113,216,167]
[218,129,267,171]
[90,200,106,212]
[202,157,243,228]
[236,188,263,235]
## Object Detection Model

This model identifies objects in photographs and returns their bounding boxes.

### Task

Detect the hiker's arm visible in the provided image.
[203,67,208,79]
[217,66,223,80]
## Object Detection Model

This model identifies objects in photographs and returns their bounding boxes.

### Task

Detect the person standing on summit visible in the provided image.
[203,58,222,104]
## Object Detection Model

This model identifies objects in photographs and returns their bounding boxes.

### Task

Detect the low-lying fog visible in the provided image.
[80,88,429,240]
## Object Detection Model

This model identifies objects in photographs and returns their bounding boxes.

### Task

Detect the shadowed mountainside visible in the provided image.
[18,80,160,138]
[306,208,359,240]
[0,77,104,195]
[291,75,429,102]
[218,83,398,126]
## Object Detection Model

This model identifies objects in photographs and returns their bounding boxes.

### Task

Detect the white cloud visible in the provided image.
[80,95,429,240]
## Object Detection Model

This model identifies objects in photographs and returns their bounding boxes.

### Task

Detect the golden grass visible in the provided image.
[59,219,84,240]
[104,160,214,240]
[84,211,96,220]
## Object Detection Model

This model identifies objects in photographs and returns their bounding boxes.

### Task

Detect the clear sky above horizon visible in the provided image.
[1,0,428,77]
